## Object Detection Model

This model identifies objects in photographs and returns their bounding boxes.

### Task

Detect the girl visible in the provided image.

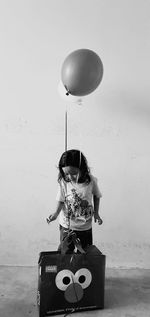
[47,149,103,252]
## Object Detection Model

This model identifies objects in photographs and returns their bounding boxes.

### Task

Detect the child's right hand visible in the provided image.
[46,213,57,224]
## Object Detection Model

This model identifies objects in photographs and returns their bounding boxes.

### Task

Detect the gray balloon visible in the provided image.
[61,49,103,97]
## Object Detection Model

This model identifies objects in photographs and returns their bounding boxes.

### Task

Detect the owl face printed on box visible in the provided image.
[55,268,92,303]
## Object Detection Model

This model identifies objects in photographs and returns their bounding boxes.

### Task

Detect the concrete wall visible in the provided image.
[0,0,150,268]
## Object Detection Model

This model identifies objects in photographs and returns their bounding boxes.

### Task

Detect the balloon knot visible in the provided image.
[64,85,70,96]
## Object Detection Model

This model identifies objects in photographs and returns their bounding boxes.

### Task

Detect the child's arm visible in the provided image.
[46,201,64,224]
[93,195,103,225]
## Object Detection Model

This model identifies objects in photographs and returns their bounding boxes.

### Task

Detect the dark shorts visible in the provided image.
[58,225,93,253]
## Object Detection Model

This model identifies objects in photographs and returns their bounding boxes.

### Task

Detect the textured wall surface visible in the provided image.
[0,0,150,267]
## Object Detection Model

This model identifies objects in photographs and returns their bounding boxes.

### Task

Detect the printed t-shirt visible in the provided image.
[56,175,102,231]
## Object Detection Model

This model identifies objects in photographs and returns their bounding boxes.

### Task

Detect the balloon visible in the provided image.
[61,49,103,97]
[58,80,83,105]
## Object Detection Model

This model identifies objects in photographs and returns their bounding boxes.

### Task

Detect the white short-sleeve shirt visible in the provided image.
[56,175,102,231]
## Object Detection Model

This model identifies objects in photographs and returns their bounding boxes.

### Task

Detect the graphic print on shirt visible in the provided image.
[64,188,93,222]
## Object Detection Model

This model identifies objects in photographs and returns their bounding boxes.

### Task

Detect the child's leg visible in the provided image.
[75,228,93,250]
[57,225,75,253]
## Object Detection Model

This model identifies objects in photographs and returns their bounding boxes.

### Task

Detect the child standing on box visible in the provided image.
[47,149,103,252]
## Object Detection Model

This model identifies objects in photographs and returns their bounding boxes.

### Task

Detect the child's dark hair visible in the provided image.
[58,149,91,183]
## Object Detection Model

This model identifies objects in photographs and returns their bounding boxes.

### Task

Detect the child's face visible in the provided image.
[62,166,80,182]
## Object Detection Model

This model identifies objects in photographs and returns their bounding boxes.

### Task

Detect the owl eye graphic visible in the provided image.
[75,268,92,289]
[55,270,74,291]
[55,268,92,291]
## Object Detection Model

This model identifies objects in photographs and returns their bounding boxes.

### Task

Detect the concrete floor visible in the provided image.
[0,266,150,317]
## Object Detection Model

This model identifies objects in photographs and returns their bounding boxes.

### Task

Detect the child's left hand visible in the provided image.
[94,214,103,225]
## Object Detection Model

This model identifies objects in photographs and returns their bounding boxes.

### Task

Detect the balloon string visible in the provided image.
[78,107,83,174]
[65,108,67,152]
[64,105,71,230]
